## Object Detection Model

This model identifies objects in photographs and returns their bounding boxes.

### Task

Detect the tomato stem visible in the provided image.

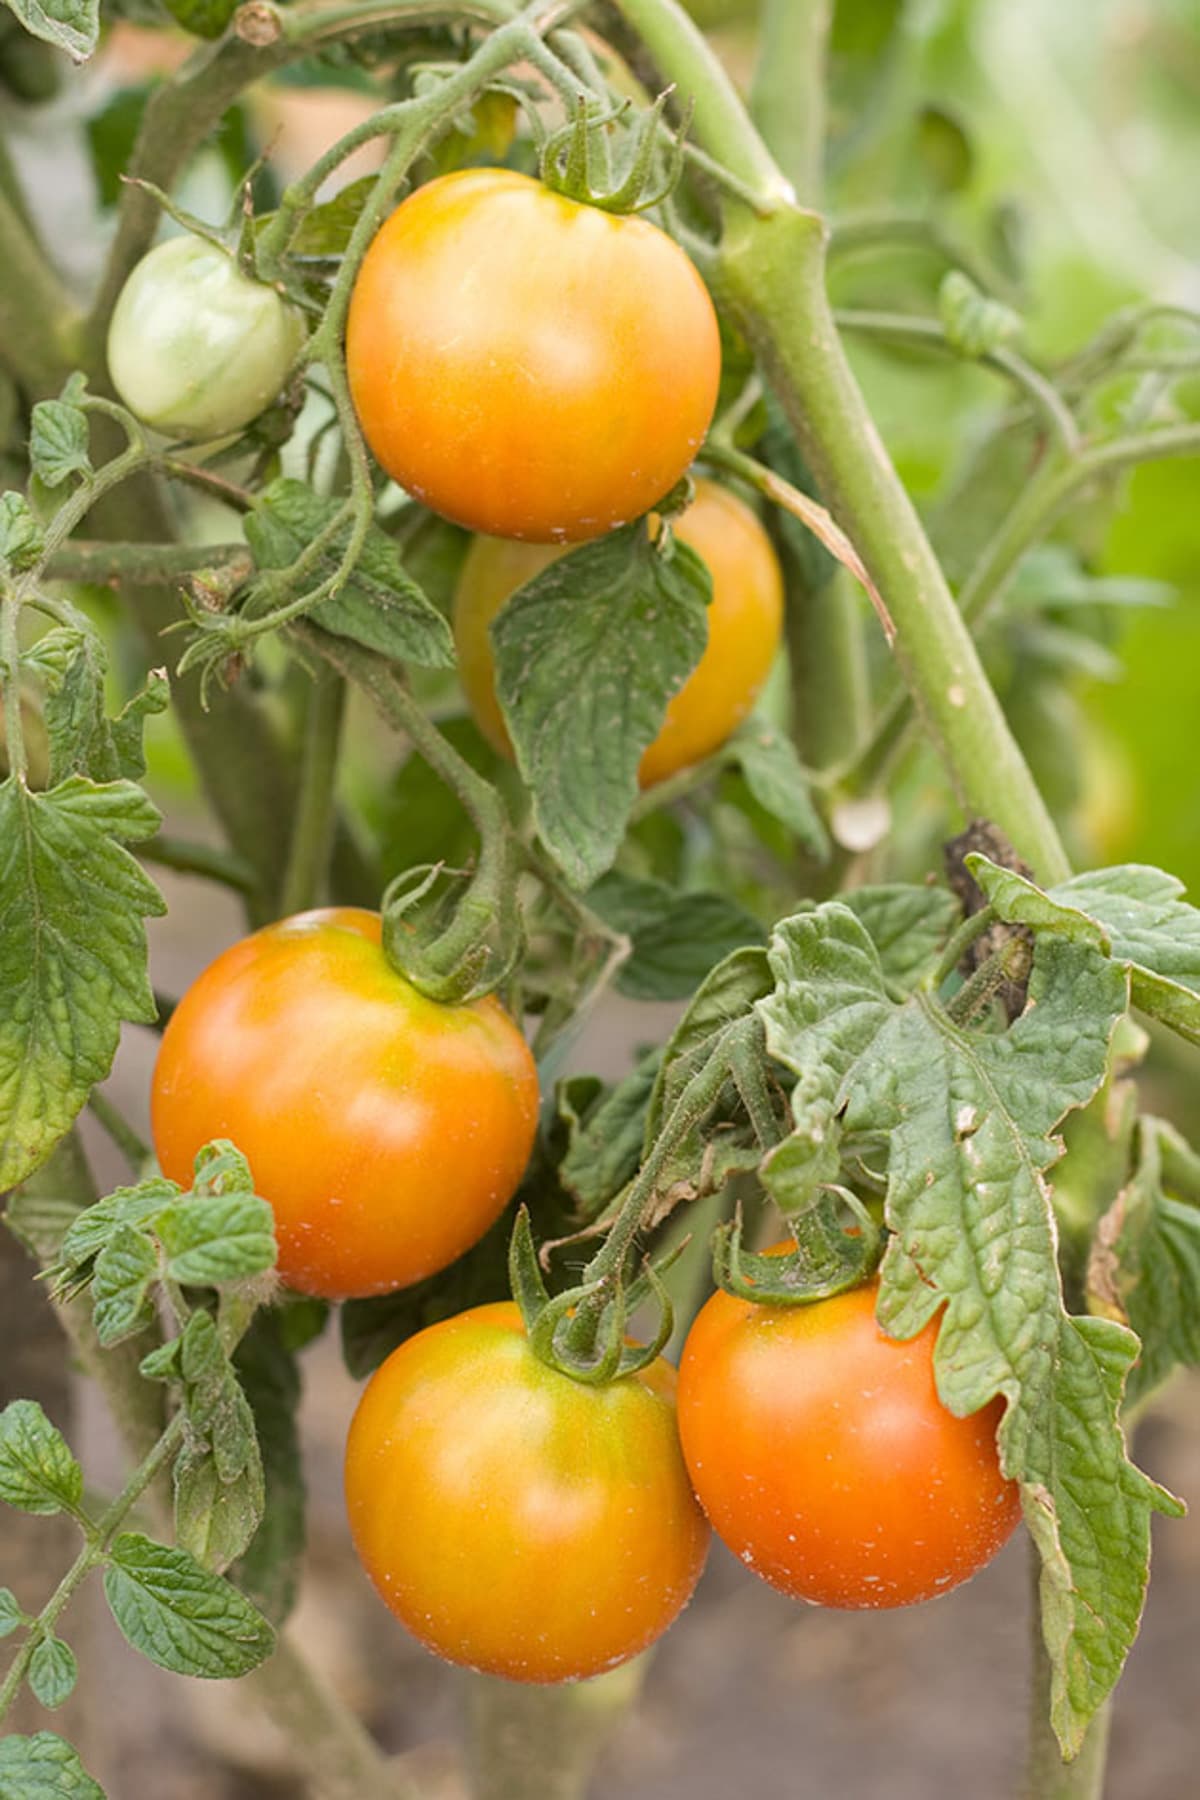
[1024,1542,1113,1800]
[280,667,346,915]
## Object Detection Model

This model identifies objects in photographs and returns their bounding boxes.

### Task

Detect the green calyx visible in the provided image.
[539,89,690,216]
[508,1208,678,1385]
[712,1187,882,1306]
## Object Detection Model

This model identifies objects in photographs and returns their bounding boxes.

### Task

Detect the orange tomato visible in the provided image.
[453,477,784,786]
[677,1277,1022,1608]
[344,1301,710,1681]
[150,909,538,1300]
[345,168,721,543]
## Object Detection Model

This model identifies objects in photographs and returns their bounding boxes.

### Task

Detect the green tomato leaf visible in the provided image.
[0,0,98,60]
[91,1222,158,1347]
[587,870,764,1001]
[58,1177,178,1275]
[841,882,964,991]
[27,1636,78,1710]
[158,1191,277,1287]
[1088,1118,1200,1409]
[228,1310,306,1624]
[726,723,830,861]
[178,1312,258,1485]
[758,903,1179,1754]
[0,491,44,572]
[969,857,1200,1045]
[0,1401,83,1516]
[0,1732,105,1800]
[557,1053,661,1219]
[24,624,169,787]
[491,525,712,889]
[29,399,91,489]
[103,1532,274,1678]
[279,174,376,257]
[173,1442,264,1575]
[246,478,453,668]
[0,777,165,1190]
[109,669,170,781]
[0,1587,24,1636]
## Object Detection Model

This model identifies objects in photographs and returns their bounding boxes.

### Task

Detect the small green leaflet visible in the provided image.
[0,777,165,1191]
[29,399,91,489]
[968,856,1200,1045]
[1088,1117,1200,1409]
[245,478,453,668]
[0,1588,23,1635]
[103,1532,274,1678]
[727,724,830,861]
[757,903,1179,1754]
[587,870,764,1001]
[558,1054,660,1218]
[174,1444,265,1575]
[229,1310,306,1623]
[0,491,44,572]
[0,1732,105,1800]
[0,1401,83,1516]
[0,0,98,60]
[28,1636,78,1710]
[491,524,711,888]
[91,1223,158,1346]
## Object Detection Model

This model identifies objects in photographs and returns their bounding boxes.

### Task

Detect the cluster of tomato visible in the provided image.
[122,168,1021,1685]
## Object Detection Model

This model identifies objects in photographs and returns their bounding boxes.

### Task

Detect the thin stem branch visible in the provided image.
[280,669,346,914]
[834,309,1081,456]
[0,1413,186,1726]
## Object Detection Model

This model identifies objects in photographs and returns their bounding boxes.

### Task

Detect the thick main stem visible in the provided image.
[718,204,1071,883]
[465,1664,646,1800]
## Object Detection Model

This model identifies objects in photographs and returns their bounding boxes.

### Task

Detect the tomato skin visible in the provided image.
[453,478,784,786]
[345,168,721,543]
[106,235,305,439]
[677,1278,1022,1608]
[150,909,538,1300]
[344,1301,710,1682]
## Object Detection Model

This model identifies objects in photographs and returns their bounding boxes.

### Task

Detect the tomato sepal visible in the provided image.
[539,87,689,217]
[381,851,524,1007]
[507,1208,679,1385]
[712,1187,882,1306]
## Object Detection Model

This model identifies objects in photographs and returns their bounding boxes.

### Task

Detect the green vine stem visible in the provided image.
[0,1412,186,1724]
[139,834,262,894]
[280,668,346,915]
[464,1661,648,1800]
[747,0,868,788]
[614,0,1070,882]
[749,0,828,204]
[45,541,250,586]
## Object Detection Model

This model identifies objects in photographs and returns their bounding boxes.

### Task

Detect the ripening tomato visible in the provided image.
[344,1301,710,1681]
[151,909,537,1300]
[345,168,721,543]
[677,1277,1022,1608]
[453,478,784,786]
[106,234,306,439]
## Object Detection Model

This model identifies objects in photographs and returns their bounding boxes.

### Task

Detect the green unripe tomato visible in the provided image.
[106,235,306,440]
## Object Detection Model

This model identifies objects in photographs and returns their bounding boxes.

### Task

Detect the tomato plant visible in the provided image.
[151,909,539,1299]
[453,477,784,785]
[106,234,306,439]
[1,1,1199,1797]
[344,1301,709,1682]
[346,169,722,543]
[677,1277,1023,1608]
